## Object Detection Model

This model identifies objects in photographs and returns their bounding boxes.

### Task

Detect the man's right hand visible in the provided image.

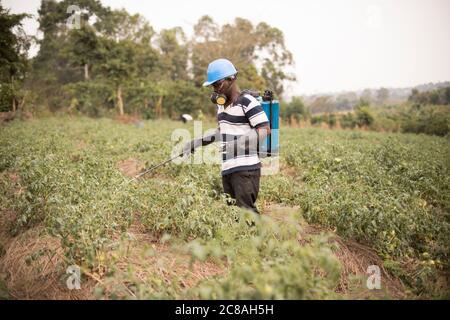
[182,129,220,157]
[182,139,197,157]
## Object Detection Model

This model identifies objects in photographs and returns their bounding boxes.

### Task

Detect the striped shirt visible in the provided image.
[217,93,269,176]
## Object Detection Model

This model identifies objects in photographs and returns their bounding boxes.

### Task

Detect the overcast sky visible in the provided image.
[4,0,450,96]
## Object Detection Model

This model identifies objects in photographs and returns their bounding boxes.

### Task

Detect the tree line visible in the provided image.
[0,0,295,118]
[280,87,449,136]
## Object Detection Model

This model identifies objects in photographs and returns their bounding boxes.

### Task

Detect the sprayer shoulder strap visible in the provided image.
[237,89,259,113]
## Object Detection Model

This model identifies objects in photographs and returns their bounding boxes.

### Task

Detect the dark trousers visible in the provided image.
[222,169,261,213]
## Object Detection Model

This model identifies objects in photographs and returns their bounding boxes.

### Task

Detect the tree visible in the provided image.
[340,112,356,129]
[25,4,297,117]
[281,96,308,124]
[193,15,218,43]
[309,96,334,114]
[375,87,389,106]
[442,87,450,105]
[408,87,450,106]
[191,16,294,97]
[355,106,374,127]
[65,25,100,80]
[157,27,189,81]
[0,3,30,112]
[31,0,108,109]
[327,113,336,128]
[96,38,138,116]
[335,95,351,111]
[361,88,372,104]
[335,92,358,111]
[256,22,296,95]
[95,8,154,44]
[356,97,370,108]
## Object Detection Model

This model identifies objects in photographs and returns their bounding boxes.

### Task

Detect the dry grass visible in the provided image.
[0,112,16,123]
[115,114,141,125]
[279,162,300,178]
[0,205,225,300]
[117,158,145,178]
[332,237,406,299]
[75,140,87,150]
[99,221,226,299]
[0,219,95,300]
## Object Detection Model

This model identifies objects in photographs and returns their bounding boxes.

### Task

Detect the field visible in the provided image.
[0,116,449,299]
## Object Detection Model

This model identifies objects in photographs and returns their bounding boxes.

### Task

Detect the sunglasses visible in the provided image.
[212,75,236,89]
[212,79,226,89]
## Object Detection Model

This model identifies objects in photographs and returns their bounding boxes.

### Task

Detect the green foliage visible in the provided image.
[26,3,294,117]
[399,105,450,136]
[367,103,450,136]
[0,84,14,112]
[2,117,449,298]
[191,228,340,299]
[327,113,336,128]
[191,16,294,97]
[375,87,389,106]
[310,113,337,127]
[0,3,30,111]
[280,128,450,296]
[340,112,356,129]
[409,87,450,106]
[354,106,375,127]
[158,80,211,118]
[281,96,309,124]
[0,117,341,299]
[311,115,324,125]
[158,27,189,81]
[63,81,114,116]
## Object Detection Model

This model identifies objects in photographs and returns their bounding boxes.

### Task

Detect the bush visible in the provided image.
[281,97,309,124]
[63,81,115,117]
[355,106,374,127]
[311,115,323,125]
[0,84,13,112]
[340,112,356,129]
[401,107,449,136]
[328,113,336,128]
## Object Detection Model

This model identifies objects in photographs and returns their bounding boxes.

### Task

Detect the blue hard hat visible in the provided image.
[202,58,237,87]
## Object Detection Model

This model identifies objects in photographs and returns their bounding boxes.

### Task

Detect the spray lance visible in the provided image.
[125,131,219,183]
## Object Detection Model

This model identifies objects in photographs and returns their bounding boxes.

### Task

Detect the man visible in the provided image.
[183,58,271,213]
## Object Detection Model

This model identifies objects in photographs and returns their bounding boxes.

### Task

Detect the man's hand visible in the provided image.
[182,140,194,156]
[182,129,220,157]
[256,124,271,141]
[201,128,220,146]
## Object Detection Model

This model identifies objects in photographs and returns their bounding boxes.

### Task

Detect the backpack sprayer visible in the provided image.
[259,90,279,157]
[131,90,279,181]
